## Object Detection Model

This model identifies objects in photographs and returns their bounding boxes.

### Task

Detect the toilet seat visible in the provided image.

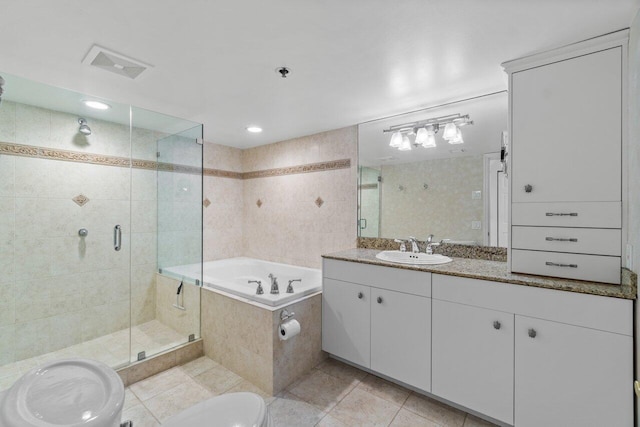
[0,358,124,427]
[163,392,272,427]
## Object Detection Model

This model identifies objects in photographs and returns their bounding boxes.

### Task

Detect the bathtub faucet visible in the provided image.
[287,279,302,293]
[249,280,263,295]
[268,274,279,294]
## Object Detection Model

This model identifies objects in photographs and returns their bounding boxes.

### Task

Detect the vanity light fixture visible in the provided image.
[383,113,472,151]
[83,100,111,110]
[398,134,412,151]
[389,131,403,148]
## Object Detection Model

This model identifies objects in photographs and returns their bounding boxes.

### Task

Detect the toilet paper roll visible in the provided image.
[279,319,301,341]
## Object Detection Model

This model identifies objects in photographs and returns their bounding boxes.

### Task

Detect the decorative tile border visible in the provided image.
[242,159,351,180]
[0,142,351,181]
[357,237,508,262]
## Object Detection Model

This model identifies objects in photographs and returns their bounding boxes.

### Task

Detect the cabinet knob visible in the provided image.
[528,328,537,338]
[377,296,383,304]
[357,292,363,299]
[493,321,501,330]
[524,184,533,193]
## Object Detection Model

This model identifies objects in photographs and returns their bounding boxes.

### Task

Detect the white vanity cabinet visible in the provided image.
[514,315,633,427]
[432,299,514,424]
[322,259,431,391]
[503,31,628,284]
[432,274,633,427]
[322,278,371,368]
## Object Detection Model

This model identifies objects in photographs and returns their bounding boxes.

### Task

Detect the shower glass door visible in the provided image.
[0,73,133,390]
[130,106,202,362]
[0,72,204,392]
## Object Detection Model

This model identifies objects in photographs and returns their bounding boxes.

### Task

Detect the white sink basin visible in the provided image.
[375,250,453,265]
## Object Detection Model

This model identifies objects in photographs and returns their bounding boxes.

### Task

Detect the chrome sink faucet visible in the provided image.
[394,239,407,252]
[268,274,279,294]
[408,236,420,253]
[425,234,435,255]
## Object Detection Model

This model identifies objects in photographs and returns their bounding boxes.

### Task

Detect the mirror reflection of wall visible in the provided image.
[358,92,508,247]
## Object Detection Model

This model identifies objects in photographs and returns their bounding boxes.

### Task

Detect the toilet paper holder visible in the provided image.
[280,309,295,322]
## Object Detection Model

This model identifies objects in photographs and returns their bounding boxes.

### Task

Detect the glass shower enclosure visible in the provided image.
[0,73,203,390]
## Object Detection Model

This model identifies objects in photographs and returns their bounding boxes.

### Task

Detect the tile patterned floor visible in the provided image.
[0,320,186,392]
[124,356,499,427]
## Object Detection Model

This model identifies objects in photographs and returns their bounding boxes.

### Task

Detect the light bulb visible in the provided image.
[443,123,458,140]
[415,127,428,145]
[389,131,403,148]
[448,128,464,144]
[423,133,436,148]
[398,134,412,151]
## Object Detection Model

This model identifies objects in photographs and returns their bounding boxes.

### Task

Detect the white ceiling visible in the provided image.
[1,0,638,148]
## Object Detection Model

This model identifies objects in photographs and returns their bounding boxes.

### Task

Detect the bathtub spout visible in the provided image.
[268,274,279,294]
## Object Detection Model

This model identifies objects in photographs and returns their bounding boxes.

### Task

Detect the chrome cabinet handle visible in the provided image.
[524,184,533,193]
[546,261,577,268]
[545,212,578,217]
[528,328,537,338]
[493,321,501,330]
[357,292,363,299]
[114,225,122,251]
[377,296,383,304]
[545,237,578,242]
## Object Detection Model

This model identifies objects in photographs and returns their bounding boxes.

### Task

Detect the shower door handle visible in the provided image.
[114,225,122,251]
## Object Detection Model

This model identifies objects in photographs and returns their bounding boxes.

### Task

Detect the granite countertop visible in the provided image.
[322,248,637,300]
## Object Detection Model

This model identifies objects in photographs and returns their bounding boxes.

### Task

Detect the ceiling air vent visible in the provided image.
[82,45,153,79]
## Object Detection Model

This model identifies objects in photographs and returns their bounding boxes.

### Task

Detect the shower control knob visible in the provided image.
[377,296,383,304]
[528,328,537,338]
[78,228,88,237]
[357,292,363,299]
[493,321,501,330]
[524,184,533,193]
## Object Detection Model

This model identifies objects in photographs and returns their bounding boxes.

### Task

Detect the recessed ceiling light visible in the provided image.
[246,126,263,133]
[83,100,111,110]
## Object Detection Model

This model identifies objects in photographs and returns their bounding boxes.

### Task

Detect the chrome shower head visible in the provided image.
[78,118,91,135]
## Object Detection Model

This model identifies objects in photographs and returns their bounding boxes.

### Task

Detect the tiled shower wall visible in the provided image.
[202,126,358,269]
[0,101,158,364]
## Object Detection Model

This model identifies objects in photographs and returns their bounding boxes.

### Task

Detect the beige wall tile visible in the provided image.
[0,101,16,143]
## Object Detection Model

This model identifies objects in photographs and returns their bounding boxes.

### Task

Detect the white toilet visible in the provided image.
[0,358,272,427]
[0,358,125,427]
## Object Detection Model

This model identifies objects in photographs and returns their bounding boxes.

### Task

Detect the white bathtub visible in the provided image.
[161,257,322,307]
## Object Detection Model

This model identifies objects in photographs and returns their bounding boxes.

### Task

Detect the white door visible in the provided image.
[322,278,371,368]
[511,47,621,203]
[432,300,514,424]
[370,288,430,391]
[514,315,633,427]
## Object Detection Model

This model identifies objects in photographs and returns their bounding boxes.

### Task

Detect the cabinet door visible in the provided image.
[371,288,430,391]
[322,278,370,368]
[432,300,514,425]
[515,315,633,427]
[512,47,621,203]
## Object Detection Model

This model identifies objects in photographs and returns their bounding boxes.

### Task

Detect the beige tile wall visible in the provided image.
[203,143,244,262]
[241,126,358,268]
[0,101,159,364]
[201,288,325,395]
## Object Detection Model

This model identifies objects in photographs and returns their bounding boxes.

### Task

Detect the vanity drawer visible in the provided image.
[512,227,621,256]
[323,258,431,297]
[511,249,620,284]
[512,202,621,228]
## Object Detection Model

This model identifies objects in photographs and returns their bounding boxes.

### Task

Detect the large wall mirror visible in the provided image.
[358,91,508,247]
